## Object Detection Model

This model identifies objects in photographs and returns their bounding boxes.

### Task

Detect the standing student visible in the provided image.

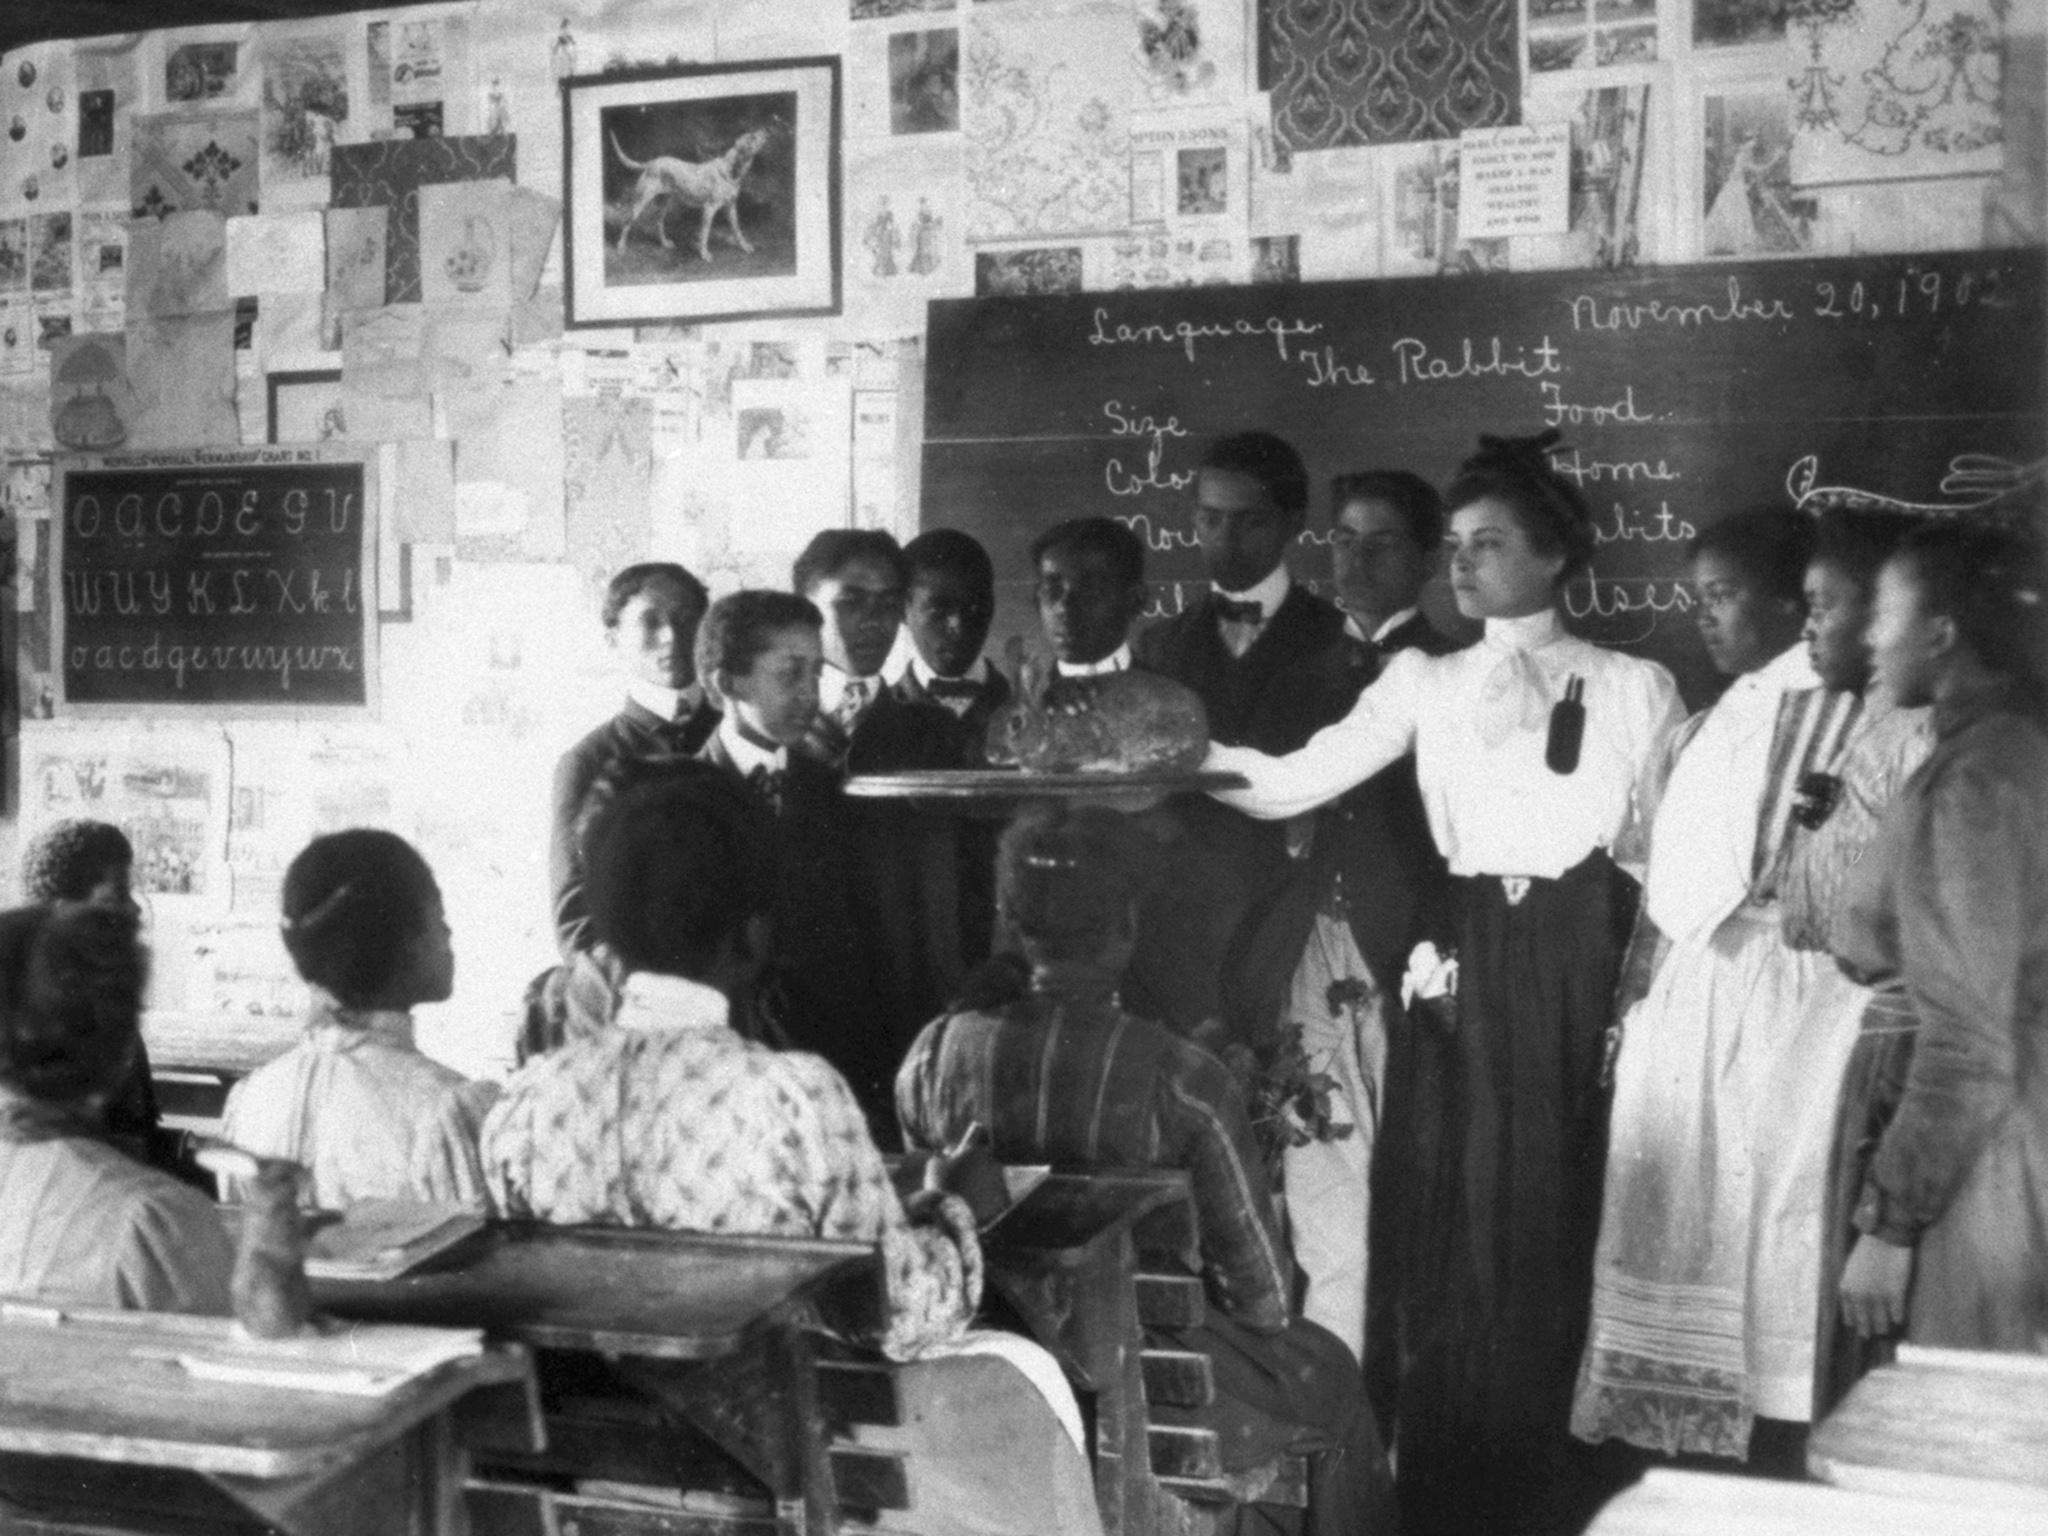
[1831,519,2048,1361]
[792,528,909,764]
[550,563,718,959]
[1136,432,1348,1040]
[1031,515,1147,679]
[1759,507,1933,1418]
[1573,508,1826,1465]
[1229,470,1462,1413]
[219,831,497,1211]
[692,591,892,1131]
[1205,430,1682,1536]
[850,529,1014,979]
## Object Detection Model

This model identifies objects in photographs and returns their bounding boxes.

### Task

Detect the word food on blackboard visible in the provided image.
[54,446,376,711]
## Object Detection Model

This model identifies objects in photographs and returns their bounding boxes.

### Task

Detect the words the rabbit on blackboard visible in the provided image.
[55,447,374,710]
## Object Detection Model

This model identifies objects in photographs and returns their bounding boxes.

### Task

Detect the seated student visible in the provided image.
[219,831,497,1210]
[691,591,893,1128]
[792,529,909,764]
[481,771,1103,1536]
[550,563,719,960]
[18,819,187,1180]
[899,804,1397,1536]
[0,903,232,1313]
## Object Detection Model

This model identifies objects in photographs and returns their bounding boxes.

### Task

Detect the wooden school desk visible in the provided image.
[980,1168,1197,1536]
[0,1302,529,1536]
[1806,1344,2048,1514]
[1587,1467,2042,1536]
[310,1221,886,1536]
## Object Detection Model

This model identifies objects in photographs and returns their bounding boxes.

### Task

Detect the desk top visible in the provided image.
[1588,1468,2039,1536]
[984,1168,1193,1268]
[1807,1344,2048,1508]
[0,1305,517,1481]
[313,1221,882,1360]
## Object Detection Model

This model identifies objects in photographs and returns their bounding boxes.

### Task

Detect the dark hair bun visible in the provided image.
[1446,428,1596,582]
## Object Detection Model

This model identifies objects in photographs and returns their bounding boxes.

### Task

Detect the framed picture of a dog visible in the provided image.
[564,58,841,328]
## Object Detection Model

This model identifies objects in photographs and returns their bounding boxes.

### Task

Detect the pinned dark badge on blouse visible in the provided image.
[1791,770,1843,831]
[1546,675,1585,775]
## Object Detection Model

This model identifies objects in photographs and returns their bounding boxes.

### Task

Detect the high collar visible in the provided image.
[1725,639,1821,696]
[717,715,786,776]
[1346,605,1421,646]
[909,653,990,690]
[306,988,415,1049]
[1213,564,1292,622]
[1057,642,1132,678]
[626,679,699,723]
[1481,607,1565,653]
[617,972,733,1034]
[819,663,883,714]
[0,1081,103,1145]
[1933,675,2029,740]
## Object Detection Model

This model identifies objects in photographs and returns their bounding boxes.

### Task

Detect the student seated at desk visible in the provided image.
[0,904,232,1312]
[20,819,191,1182]
[897,804,1396,1536]
[480,770,1104,1535]
[220,831,497,1210]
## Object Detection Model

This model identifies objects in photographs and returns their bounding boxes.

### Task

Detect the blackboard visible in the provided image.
[923,251,2045,703]
[52,446,378,712]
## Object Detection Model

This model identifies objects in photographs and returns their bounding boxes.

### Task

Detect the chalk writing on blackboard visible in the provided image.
[52,445,378,712]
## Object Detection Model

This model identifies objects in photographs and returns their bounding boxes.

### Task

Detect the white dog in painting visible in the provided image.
[610,125,775,261]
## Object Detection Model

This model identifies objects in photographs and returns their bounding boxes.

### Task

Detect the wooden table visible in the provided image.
[981,1168,1196,1536]
[1587,1467,2041,1536]
[1807,1344,2048,1513]
[311,1221,886,1536]
[0,1303,528,1536]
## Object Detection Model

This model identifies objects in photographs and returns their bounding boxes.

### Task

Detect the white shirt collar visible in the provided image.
[617,972,732,1034]
[1482,607,1565,653]
[627,679,692,722]
[1346,605,1421,646]
[909,653,989,690]
[1730,639,1823,695]
[818,663,883,714]
[1057,642,1132,678]
[716,715,786,777]
[1213,563,1292,622]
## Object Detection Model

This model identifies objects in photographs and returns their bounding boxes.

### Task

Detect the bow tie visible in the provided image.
[925,676,983,701]
[745,763,786,812]
[1213,596,1265,626]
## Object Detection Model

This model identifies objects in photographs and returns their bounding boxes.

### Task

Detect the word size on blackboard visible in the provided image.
[53,447,378,713]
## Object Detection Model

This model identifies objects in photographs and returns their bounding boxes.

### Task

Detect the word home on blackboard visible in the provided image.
[53,446,378,712]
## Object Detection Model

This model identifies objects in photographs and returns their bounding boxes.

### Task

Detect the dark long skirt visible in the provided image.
[1396,851,1637,1536]
[1812,989,1917,1420]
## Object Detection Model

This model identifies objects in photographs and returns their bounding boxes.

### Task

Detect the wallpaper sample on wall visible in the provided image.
[131,108,260,219]
[259,31,350,205]
[1787,0,2003,185]
[562,392,654,592]
[1260,0,1519,149]
[124,310,239,447]
[127,208,229,318]
[329,135,518,305]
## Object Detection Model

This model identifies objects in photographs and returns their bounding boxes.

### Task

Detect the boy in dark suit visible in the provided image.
[1133,433,1349,1039]
[550,563,719,959]
[694,590,894,1133]
[792,529,909,766]
[878,528,1013,764]
[1232,469,1463,1425]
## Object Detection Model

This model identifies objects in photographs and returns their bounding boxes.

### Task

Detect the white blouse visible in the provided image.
[1209,608,1683,880]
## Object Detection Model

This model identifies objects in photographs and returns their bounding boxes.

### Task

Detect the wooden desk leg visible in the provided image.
[767,1323,838,1536]
[1066,1231,1155,1536]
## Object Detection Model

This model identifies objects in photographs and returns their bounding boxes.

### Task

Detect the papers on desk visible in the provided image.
[302,1199,486,1281]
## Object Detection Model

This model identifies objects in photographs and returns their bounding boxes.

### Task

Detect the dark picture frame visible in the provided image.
[563,58,842,328]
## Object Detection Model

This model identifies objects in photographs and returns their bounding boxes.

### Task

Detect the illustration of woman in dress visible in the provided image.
[864,197,900,278]
[909,198,941,275]
[1705,132,1800,255]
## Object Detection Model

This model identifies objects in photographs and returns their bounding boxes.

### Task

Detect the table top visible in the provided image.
[1588,1468,2038,1536]
[1807,1344,2048,1508]
[0,1304,519,1481]
[313,1220,883,1360]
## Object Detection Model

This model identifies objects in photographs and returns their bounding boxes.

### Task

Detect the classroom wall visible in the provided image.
[0,0,2034,1077]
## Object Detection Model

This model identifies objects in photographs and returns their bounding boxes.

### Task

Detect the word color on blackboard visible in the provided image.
[53,445,377,713]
